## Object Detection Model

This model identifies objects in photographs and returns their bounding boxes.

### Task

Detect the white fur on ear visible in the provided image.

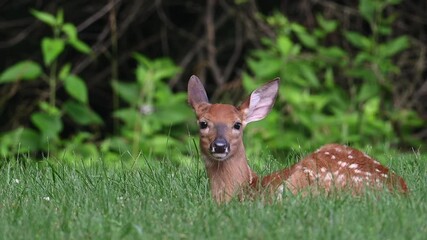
[244,79,279,124]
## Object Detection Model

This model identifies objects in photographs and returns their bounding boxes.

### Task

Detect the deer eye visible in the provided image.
[233,122,242,130]
[199,121,208,129]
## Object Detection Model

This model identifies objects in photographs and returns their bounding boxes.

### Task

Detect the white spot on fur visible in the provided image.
[337,174,345,183]
[348,155,354,159]
[354,169,362,174]
[349,163,358,169]
[333,170,340,176]
[381,173,388,178]
[352,176,363,183]
[364,172,372,176]
[338,161,348,168]
[320,167,327,173]
[375,169,381,173]
[324,172,333,181]
[324,151,330,155]
[276,184,284,201]
[373,160,381,165]
[331,155,336,160]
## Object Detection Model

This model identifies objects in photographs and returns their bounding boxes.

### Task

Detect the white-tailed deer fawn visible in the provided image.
[188,75,408,203]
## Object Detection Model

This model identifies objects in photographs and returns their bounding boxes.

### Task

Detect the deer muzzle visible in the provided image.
[210,137,230,160]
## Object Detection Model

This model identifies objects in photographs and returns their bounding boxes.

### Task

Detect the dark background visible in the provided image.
[0,0,426,144]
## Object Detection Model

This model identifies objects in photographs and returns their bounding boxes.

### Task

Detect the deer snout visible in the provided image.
[210,138,230,160]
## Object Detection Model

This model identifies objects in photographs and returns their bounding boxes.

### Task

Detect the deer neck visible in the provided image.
[203,143,257,202]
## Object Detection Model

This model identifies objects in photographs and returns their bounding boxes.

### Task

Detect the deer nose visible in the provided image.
[210,138,230,154]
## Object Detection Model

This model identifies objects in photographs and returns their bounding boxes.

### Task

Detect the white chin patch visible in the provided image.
[211,153,228,161]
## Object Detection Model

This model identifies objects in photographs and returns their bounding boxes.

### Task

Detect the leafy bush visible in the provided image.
[242,0,423,154]
[0,9,101,159]
[101,53,193,164]
[0,10,194,165]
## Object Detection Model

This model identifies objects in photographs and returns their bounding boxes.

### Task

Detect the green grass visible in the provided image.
[0,151,426,240]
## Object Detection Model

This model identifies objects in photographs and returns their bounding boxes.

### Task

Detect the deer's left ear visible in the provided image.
[188,75,209,108]
[239,78,279,125]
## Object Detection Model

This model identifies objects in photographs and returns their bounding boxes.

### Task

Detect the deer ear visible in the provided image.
[188,75,209,108]
[239,78,279,125]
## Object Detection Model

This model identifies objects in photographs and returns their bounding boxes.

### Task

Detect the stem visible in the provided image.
[49,60,57,106]
[109,0,119,133]
[49,24,61,107]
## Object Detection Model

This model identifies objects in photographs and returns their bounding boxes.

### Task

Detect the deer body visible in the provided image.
[188,75,407,203]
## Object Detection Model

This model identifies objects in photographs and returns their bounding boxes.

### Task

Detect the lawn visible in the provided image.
[0,150,426,240]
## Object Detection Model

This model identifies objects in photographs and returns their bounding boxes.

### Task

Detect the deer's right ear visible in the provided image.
[188,75,209,108]
[239,78,279,125]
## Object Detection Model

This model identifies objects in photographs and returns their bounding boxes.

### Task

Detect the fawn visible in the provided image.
[188,75,408,203]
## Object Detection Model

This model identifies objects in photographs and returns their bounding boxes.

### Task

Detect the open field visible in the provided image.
[0,151,426,240]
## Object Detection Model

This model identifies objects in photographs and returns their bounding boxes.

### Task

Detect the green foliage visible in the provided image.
[243,0,423,153]
[103,53,192,163]
[0,61,42,83]
[0,9,101,158]
[0,2,423,164]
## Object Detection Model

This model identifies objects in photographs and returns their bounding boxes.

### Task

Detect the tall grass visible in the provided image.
[0,151,426,240]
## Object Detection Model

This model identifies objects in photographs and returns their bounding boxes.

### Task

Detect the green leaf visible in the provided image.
[62,23,78,40]
[68,39,91,54]
[133,53,151,67]
[59,63,72,80]
[344,31,372,50]
[324,68,335,89]
[63,100,103,125]
[39,102,61,115]
[156,102,192,126]
[295,31,317,49]
[345,68,376,83]
[63,75,88,103]
[378,25,392,36]
[0,127,41,155]
[16,128,41,152]
[113,108,141,127]
[31,9,56,27]
[354,52,373,65]
[247,58,282,79]
[42,37,65,66]
[56,9,64,26]
[317,47,347,64]
[298,64,319,87]
[135,65,148,85]
[277,35,293,55]
[363,97,381,117]
[112,81,139,105]
[378,36,409,57]
[0,61,42,83]
[152,59,180,81]
[31,112,63,139]
[359,0,375,23]
[242,73,258,92]
[101,137,131,153]
[357,83,380,102]
[316,14,338,33]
